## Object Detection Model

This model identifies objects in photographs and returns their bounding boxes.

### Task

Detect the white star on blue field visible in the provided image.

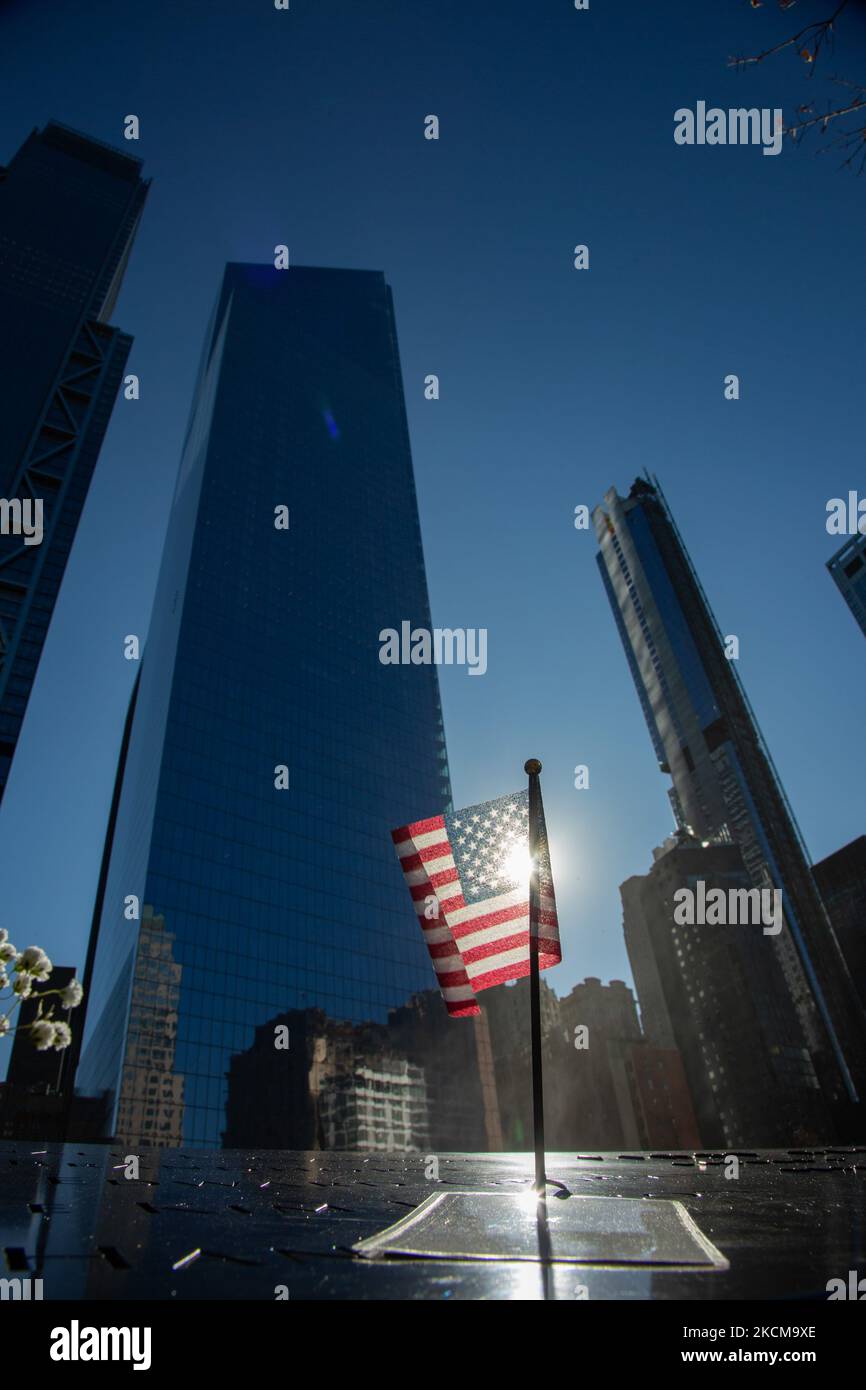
[445,791,556,909]
[445,792,530,904]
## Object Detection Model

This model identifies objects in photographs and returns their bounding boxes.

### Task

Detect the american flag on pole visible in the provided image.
[391,790,560,1017]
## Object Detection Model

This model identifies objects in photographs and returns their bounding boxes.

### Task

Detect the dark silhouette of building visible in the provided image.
[0,122,148,802]
[559,976,700,1151]
[626,1040,700,1151]
[559,977,640,1146]
[621,834,829,1147]
[814,837,866,1015]
[481,976,565,1150]
[0,966,74,1139]
[76,265,459,1147]
[594,477,866,1141]
[388,989,502,1151]
[827,533,866,639]
[223,1009,319,1149]
[479,973,696,1151]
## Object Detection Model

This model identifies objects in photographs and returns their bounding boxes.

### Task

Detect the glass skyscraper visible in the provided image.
[0,122,148,802]
[827,532,866,640]
[76,264,495,1150]
[594,477,866,1140]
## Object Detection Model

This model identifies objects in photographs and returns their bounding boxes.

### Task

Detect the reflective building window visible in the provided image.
[76,265,495,1151]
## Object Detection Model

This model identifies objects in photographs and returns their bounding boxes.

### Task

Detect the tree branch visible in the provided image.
[729,0,850,72]
[729,4,866,170]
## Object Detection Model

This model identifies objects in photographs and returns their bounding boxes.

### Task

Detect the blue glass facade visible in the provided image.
[0,123,148,802]
[76,265,495,1151]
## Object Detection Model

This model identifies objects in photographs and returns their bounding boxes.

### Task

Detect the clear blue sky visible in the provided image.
[1,0,864,1078]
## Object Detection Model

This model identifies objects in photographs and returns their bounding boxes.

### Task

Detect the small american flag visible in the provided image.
[391,790,560,1017]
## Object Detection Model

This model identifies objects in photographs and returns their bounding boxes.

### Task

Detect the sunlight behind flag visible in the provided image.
[391,788,560,1018]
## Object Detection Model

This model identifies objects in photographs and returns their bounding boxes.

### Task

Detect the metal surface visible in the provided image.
[1,1142,864,1300]
[353,1190,729,1266]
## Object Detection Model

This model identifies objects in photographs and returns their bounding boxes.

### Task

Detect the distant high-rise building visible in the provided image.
[621,835,826,1146]
[0,122,148,801]
[388,990,502,1152]
[558,977,643,1147]
[594,477,866,1140]
[827,533,866,639]
[481,974,697,1151]
[76,265,465,1147]
[813,837,866,1016]
[481,976,570,1150]
[559,975,700,1151]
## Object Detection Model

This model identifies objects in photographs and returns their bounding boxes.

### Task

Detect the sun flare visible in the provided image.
[502,845,534,890]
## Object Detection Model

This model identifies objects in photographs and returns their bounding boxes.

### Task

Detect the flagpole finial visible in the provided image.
[524,758,542,776]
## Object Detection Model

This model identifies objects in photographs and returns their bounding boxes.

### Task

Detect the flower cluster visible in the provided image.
[0,929,83,1051]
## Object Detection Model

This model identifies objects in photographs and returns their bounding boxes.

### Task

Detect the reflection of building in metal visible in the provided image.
[814,837,866,1016]
[0,967,75,1140]
[115,909,184,1148]
[595,477,866,1140]
[223,991,501,1153]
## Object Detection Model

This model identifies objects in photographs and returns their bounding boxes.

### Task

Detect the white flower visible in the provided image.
[0,1016,10,1035]
[0,968,7,989]
[15,946,52,981]
[52,1021,72,1050]
[0,943,17,964]
[29,1020,56,1051]
[0,928,7,945]
[12,975,33,999]
[60,979,83,1009]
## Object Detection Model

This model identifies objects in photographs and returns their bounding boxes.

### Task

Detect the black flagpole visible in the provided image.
[525,758,546,1193]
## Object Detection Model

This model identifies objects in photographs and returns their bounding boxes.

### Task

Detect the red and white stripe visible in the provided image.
[392,813,560,1018]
